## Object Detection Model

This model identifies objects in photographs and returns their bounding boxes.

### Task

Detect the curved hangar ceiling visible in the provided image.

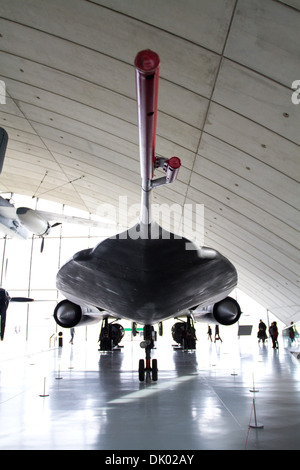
[0,0,299,325]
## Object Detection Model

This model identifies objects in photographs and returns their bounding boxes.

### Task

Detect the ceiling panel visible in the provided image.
[212,59,300,144]
[224,0,300,85]
[204,103,299,179]
[97,0,236,54]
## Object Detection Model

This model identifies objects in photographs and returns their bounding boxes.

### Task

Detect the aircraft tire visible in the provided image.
[138,359,145,382]
[152,359,158,381]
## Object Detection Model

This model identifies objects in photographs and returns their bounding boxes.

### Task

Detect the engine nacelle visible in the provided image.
[53,299,101,328]
[193,296,241,326]
[16,207,50,236]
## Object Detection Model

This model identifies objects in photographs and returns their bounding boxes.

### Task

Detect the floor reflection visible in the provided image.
[0,331,299,449]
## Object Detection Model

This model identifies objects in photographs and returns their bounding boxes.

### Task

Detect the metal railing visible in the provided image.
[49,333,57,348]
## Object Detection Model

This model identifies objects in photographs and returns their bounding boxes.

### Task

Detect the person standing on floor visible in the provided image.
[289,322,295,344]
[257,319,267,344]
[270,321,279,349]
[70,327,75,344]
[214,324,222,343]
[207,325,212,342]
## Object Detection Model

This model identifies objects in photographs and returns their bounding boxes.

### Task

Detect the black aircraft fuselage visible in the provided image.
[56,222,237,325]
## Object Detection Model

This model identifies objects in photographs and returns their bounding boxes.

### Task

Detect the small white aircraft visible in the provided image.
[0,194,60,244]
[0,193,115,251]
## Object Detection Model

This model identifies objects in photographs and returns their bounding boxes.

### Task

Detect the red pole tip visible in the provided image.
[168,157,181,169]
[135,50,160,73]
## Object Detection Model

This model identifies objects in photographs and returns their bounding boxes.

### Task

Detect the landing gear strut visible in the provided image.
[98,317,125,351]
[139,325,158,382]
[171,316,197,350]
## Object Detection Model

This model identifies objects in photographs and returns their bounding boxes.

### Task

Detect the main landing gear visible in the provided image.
[171,316,197,350]
[98,317,125,351]
[138,324,158,382]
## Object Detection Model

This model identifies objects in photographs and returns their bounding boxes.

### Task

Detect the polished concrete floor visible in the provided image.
[0,329,299,450]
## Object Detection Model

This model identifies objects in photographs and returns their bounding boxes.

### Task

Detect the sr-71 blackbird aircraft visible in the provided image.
[53,50,242,382]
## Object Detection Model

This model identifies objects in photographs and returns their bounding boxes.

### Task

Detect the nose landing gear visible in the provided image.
[139,325,158,382]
